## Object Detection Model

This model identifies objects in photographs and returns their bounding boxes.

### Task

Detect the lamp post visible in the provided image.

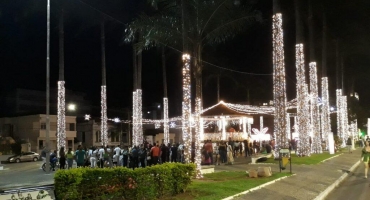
[45,0,51,173]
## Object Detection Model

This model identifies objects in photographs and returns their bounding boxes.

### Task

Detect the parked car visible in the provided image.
[7,152,39,163]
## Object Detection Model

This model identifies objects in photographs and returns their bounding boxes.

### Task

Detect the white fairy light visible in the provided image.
[336,89,342,146]
[182,53,192,163]
[163,97,169,145]
[309,62,322,153]
[57,81,66,152]
[221,117,226,140]
[137,89,143,145]
[272,13,288,157]
[170,121,176,128]
[321,77,331,150]
[194,98,203,178]
[101,85,108,147]
[242,117,247,139]
[132,91,138,146]
[286,113,290,140]
[341,95,348,147]
[296,44,311,156]
[84,114,91,121]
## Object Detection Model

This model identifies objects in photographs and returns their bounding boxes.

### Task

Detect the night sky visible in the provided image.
[1,0,370,119]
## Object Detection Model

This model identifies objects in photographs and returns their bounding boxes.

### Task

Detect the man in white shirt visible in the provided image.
[98,146,105,168]
[113,145,121,166]
[89,147,98,168]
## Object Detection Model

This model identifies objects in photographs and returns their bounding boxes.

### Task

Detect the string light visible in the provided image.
[336,89,342,147]
[309,62,322,153]
[57,81,66,153]
[296,44,311,156]
[182,53,192,163]
[132,91,138,146]
[101,85,108,147]
[84,114,91,121]
[195,98,203,178]
[163,97,169,145]
[272,13,288,157]
[341,95,348,147]
[286,113,290,140]
[321,77,331,150]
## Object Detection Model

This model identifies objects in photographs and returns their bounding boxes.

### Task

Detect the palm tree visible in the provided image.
[101,16,108,147]
[125,0,261,103]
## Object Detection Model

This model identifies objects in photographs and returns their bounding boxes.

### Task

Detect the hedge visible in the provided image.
[54,163,195,200]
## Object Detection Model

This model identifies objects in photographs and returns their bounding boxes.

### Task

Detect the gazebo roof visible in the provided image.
[201,102,251,117]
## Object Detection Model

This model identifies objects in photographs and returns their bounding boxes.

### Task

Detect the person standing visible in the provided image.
[130,145,139,169]
[226,142,234,165]
[346,137,352,153]
[151,143,160,165]
[98,146,105,168]
[66,148,74,169]
[89,147,97,168]
[170,143,178,162]
[205,140,213,164]
[75,145,85,168]
[122,146,129,167]
[361,141,370,178]
[113,145,121,166]
[138,144,147,168]
[59,147,66,169]
[218,142,227,164]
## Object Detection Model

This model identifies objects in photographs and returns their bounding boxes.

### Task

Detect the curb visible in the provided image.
[221,174,296,200]
[320,153,343,163]
[313,160,361,200]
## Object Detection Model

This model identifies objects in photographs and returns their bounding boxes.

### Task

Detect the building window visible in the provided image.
[68,140,72,149]
[69,123,75,131]
[96,131,101,142]
[41,123,46,130]
[39,140,44,149]
[110,132,119,142]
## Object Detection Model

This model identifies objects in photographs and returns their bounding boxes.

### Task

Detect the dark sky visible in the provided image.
[1,0,370,118]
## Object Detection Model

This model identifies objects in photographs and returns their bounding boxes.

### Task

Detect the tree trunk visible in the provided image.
[336,40,340,89]
[217,74,220,102]
[101,19,106,86]
[133,46,137,90]
[162,46,167,97]
[322,11,327,77]
[308,0,315,61]
[194,44,202,103]
[137,49,142,90]
[59,7,64,81]
[295,0,303,44]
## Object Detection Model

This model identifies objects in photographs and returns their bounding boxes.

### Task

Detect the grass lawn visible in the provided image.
[165,171,291,200]
[264,151,341,165]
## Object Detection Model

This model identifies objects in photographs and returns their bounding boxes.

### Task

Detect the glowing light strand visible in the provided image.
[296,44,311,156]
[321,77,331,150]
[336,89,342,147]
[132,91,138,146]
[341,95,348,147]
[137,89,143,145]
[57,81,66,152]
[101,86,108,147]
[309,62,322,153]
[182,54,192,163]
[163,97,169,145]
[272,13,288,157]
[194,98,203,178]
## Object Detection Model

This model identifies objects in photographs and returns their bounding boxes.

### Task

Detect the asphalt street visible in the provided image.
[0,155,54,189]
[326,162,370,200]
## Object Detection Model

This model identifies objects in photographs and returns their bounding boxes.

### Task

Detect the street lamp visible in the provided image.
[68,104,76,111]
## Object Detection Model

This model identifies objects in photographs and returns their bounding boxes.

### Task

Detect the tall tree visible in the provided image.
[125,0,261,103]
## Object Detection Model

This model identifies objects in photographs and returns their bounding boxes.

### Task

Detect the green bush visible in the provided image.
[54,163,195,200]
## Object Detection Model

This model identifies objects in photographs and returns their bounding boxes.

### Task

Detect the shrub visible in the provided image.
[54,163,195,200]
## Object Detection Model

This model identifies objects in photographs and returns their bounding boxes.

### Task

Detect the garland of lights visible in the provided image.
[101,85,108,147]
[182,54,192,163]
[336,89,342,146]
[296,44,311,156]
[194,98,203,178]
[242,117,247,138]
[309,62,322,153]
[137,89,143,145]
[163,97,169,145]
[272,13,288,157]
[341,95,348,147]
[57,81,66,153]
[321,77,331,150]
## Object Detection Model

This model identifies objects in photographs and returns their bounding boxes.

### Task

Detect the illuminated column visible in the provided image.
[309,62,322,153]
[243,117,247,139]
[247,120,251,138]
[137,89,143,145]
[194,98,203,178]
[286,113,290,140]
[163,97,169,145]
[101,85,108,147]
[182,54,192,163]
[260,116,263,132]
[321,77,331,150]
[341,95,348,147]
[222,117,226,140]
[132,91,138,146]
[272,13,288,157]
[336,89,342,146]
[296,44,311,156]
[200,118,204,141]
[57,81,66,152]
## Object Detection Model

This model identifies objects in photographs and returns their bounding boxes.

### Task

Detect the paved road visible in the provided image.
[326,162,370,200]
[0,160,55,189]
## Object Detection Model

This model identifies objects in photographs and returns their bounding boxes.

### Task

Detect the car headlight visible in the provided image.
[9,158,14,161]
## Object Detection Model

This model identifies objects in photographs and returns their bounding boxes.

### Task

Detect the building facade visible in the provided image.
[0,114,76,153]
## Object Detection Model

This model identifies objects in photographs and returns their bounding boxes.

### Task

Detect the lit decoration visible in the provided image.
[221,117,227,140]
[101,85,108,147]
[242,117,247,139]
[296,44,311,156]
[309,62,322,153]
[200,117,204,141]
[137,89,143,144]
[132,91,138,146]
[84,114,91,121]
[286,113,290,140]
[328,131,335,154]
[155,123,161,129]
[57,81,66,153]
[113,117,120,123]
[247,121,251,138]
[170,121,176,128]
[182,54,192,163]
[252,116,269,146]
[321,77,331,150]
[336,89,342,147]
[291,116,299,139]
[341,95,348,147]
[272,13,288,157]
[163,97,169,145]
[194,98,203,178]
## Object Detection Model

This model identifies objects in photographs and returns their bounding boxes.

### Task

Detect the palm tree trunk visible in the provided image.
[322,11,327,77]
[308,0,315,61]
[162,46,167,97]
[217,74,220,102]
[100,18,108,147]
[194,44,202,102]
[137,49,142,90]
[101,19,106,86]
[133,46,137,90]
[59,8,64,81]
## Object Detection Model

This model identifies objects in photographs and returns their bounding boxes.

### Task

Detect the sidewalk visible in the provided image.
[213,149,360,200]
